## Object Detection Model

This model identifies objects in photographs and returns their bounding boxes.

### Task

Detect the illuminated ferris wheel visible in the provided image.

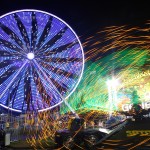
[0,9,84,113]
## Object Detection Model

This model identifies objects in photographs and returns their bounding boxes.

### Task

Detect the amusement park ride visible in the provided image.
[55,104,150,149]
[0,9,84,114]
[0,9,84,148]
[0,9,150,149]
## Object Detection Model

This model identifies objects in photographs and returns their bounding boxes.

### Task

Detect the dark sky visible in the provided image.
[0,0,149,48]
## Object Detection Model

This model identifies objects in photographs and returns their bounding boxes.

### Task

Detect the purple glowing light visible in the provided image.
[0,9,84,113]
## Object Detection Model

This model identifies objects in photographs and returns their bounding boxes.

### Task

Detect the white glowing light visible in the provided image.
[27,52,34,60]
[106,77,119,118]
[107,78,119,88]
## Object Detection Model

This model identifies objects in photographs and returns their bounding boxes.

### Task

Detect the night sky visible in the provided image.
[0,0,149,40]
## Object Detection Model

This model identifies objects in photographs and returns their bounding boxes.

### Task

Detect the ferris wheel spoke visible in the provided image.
[0,22,26,51]
[40,61,77,79]
[50,78,68,94]
[38,40,78,56]
[33,59,67,96]
[31,12,38,51]
[38,26,68,54]
[36,16,53,49]
[10,79,21,108]
[0,50,19,57]
[32,66,56,108]
[0,50,11,55]
[14,13,30,52]
[0,66,21,85]
[6,77,21,107]
[23,67,32,111]
[0,60,16,69]
[31,67,53,109]
[34,62,68,96]
[23,65,40,111]
[0,38,23,54]
[33,59,78,115]
[44,57,82,63]
[0,60,28,99]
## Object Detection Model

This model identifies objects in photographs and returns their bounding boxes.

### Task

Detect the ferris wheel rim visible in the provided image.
[0,9,84,113]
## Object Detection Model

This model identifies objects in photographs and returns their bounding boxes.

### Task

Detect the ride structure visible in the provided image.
[0,9,84,114]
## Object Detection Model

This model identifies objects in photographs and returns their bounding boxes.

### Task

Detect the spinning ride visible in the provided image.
[0,10,84,113]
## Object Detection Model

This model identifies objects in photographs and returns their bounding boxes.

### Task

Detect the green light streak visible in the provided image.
[60,48,149,114]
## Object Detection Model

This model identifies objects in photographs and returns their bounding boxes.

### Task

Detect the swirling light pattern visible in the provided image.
[61,21,150,114]
[24,21,150,149]
[0,10,84,113]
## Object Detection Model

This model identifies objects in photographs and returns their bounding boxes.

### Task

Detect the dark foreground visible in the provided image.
[3,117,150,150]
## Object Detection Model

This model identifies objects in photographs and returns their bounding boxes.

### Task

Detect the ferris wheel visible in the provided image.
[0,9,84,113]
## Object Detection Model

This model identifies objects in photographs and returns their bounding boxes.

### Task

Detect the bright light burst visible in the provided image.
[27,52,35,60]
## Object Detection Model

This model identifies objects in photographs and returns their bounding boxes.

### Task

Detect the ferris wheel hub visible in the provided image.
[27,52,35,60]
